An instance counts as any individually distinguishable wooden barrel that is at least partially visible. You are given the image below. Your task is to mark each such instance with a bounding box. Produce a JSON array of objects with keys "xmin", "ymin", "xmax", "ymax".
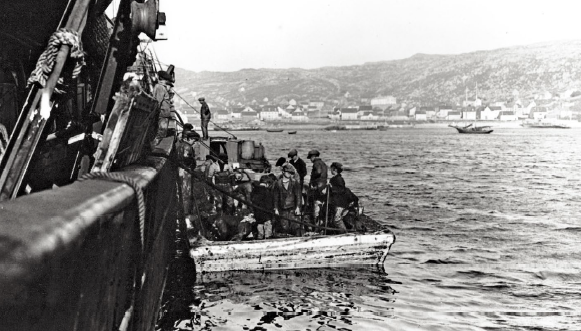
[
  {"xmin": 254, "ymin": 143, "xmax": 264, "ymax": 159},
  {"xmin": 240, "ymin": 141, "xmax": 255, "ymax": 159}
]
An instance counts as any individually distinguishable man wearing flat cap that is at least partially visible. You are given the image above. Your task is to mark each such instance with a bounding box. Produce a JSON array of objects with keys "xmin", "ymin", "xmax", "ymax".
[
  {"xmin": 307, "ymin": 149, "xmax": 328, "ymax": 221},
  {"xmin": 307, "ymin": 149, "xmax": 328, "ymax": 195},
  {"xmin": 288, "ymin": 149, "xmax": 307, "ymax": 187},
  {"xmin": 328, "ymin": 162, "xmax": 348, "ymax": 233},
  {"xmin": 199, "ymin": 97, "xmax": 211, "ymax": 140},
  {"xmin": 153, "ymin": 70, "xmax": 175, "ymax": 144},
  {"xmin": 275, "ymin": 157, "xmax": 300, "ymax": 182},
  {"xmin": 273, "ymin": 164, "xmax": 302, "ymax": 235}
]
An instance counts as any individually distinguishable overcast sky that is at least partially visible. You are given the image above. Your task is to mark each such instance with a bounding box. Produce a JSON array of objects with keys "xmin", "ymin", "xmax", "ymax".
[{"xmin": 147, "ymin": 0, "xmax": 581, "ymax": 72}]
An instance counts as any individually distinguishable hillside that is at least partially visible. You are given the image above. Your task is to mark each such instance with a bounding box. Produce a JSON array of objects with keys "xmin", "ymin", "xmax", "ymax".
[{"xmin": 174, "ymin": 40, "xmax": 581, "ymax": 108}]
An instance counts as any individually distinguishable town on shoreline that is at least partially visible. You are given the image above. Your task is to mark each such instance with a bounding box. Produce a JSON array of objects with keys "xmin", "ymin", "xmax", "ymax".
[{"xmin": 179, "ymin": 94, "xmax": 581, "ymax": 131}]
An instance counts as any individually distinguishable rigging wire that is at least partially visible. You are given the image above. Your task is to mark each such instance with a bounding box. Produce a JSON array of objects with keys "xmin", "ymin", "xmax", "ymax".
[
  {"xmin": 57, "ymin": 0, "xmax": 74, "ymax": 29},
  {"xmin": 171, "ymin": 90, "xmax": 237, "ymax": 139},
  {"xmin": 145, "ymin": 43, "xmax": 238, "ymax": 139}
]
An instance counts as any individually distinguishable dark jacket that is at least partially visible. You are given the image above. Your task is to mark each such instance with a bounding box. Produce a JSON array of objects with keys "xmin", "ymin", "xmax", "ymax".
[
  {"xmin": 251, "ymin": 185, "xmax": 274, "ymax": 223},
  {"xmin": 176, "ymin": 139, "xmax": 195, "ymax": 168},
  {"xmin": 289, "ymin": 157, "xmax": 307, "ymax": 182},
  {"xmin": 330, "ymin": 174, "xmax": 358, "ymax": 208},
  {"xmin": 309, "ymin": 157, "xmax": 328, "ymax": 190},
  {"xmin": 200, "ymin": 101, "xmax": 211, "ymax": 120},
  {"xmin": 273, "ymin": 178, "xmax": 302, "ymax": 211}
]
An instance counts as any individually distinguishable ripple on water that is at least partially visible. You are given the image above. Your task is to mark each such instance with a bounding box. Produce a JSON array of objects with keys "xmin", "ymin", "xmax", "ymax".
[{"xmin": 173, "ymin": 129, "xmax": 581, "ymax": 331}]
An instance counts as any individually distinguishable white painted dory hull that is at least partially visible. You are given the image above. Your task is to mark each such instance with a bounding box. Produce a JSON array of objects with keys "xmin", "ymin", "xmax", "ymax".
[{"xmin": 190, "ymin": 231, "xmax": 395, "ymax": 273}]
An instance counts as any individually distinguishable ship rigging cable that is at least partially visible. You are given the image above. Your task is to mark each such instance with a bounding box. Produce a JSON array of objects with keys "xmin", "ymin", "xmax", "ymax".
[{"xmin": 144, "ymin": 43, "xmax": 238, "ymax": 138}]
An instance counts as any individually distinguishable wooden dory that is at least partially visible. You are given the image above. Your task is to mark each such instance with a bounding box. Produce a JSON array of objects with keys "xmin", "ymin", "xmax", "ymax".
[{"xmin": 190, "ymin": 230, "xmax": 395, "ymax": 273}]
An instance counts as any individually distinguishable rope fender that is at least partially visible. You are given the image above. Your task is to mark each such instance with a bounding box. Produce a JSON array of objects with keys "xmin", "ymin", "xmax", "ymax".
[
  {"xmin": 27, "ymin": 28, "xmax": 86, "ymax": 94},
  {"xmin": 79, "ymin": 172, "xmax": 146, "ymax": 249}
]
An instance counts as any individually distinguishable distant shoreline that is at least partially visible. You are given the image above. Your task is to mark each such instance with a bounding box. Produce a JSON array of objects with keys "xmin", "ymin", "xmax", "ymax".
[{"xmin": 208, "ymin": 120, "xmax": 581, "ymax": 131}]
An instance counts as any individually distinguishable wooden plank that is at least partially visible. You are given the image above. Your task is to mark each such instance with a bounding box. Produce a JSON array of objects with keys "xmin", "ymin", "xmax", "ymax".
[{"xmin": 190, "ymin": 231, "xmax": 395, "ymax": 273}]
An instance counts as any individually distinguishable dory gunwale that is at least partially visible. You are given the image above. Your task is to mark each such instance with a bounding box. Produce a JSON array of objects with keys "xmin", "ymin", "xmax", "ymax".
[{"xmin": 190, "ymin": 230, "xmax": 396, "ymax": 273}]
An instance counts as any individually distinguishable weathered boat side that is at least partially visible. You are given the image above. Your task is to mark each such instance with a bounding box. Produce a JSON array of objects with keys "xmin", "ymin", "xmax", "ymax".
[
  {"xmin": 190, "ymin": 230, "xmax": 395, "ymax": 273},
  {"xmin": 0, "ymin": 137, "xmax": 178, "ymax": 331}
]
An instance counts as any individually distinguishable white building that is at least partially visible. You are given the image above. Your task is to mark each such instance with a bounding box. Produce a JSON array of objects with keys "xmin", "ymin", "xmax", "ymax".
[
  {"xmin": 231, "ymin": 107, "xmax": 244, "ymax": 119},
  {"xmin": 291, "ymin": 109, "xmax": 308, "ymax": 121},
  {"xmin": 340, "ymin": 108, "xmax": 360, "ymax": 120},
  {"xmin": 214, "ymin": 109, "xmax": 230, "ymax": 122},
  {"xmin": 415, "ymin": 110, "xmax": 427, "ymax": 121},
  {"xmin": 259, "ymin": 105, "xmax": 280, "ymax": 121}
]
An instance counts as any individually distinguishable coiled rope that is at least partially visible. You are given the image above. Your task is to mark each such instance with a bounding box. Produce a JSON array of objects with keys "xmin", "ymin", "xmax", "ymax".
[
  {"xmin": 27, "ymin": 28, "xmax": 86, "ymax": 94},
  {"xmin": 79, "ymin": 172, "xmax": 146, "ymax": 249},
  {"xmin": 0, "ymin": 123, "xmax": 8, "ymax": 156}
]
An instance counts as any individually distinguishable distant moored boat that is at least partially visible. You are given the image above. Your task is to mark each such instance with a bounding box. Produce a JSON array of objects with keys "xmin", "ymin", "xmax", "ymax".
[{"xmin": 449, "ymin": 123, "xmax": 493, "ymax": 134}]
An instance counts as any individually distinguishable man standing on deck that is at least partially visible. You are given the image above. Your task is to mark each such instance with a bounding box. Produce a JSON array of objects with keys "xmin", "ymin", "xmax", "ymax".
[
  {"xmin": 199, "ymin": 97, "xmax": 211, "ymax": 140},
  {"xmin": 153, "ymin": 70, "xmax": 175, "ymax": 145},
  {"xmin": 273, "ymin": 164, "xmax": 302, "ymax": 235},
  {"xmin": 288, "ymin": 149, "xmax": 307, "ymax": 188},
  {"xmin": 307, "ymin": 149, "xmax": 328, "ymax": 221},
  {"xmin": 308, "ymin": 149, "xmax": 327, "ymax": 197}
]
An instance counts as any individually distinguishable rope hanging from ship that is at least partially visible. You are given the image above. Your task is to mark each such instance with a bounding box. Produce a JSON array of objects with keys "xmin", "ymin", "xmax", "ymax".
[
  {"xmin": 27, "ymin": 28, "xmax": 86, "ymax": 94},
  {"xmin": 78, "ymin": 172, "xmax": 146, "ymax": 250},
  {"xmin": 133, "ymin": 45, "xmax": 344, "ymax": 232}
]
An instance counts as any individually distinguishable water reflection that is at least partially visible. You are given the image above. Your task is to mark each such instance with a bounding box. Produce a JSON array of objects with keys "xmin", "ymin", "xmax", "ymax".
[{"xmin": 174, "ymin": 268, "xmax": 397, "ymax": 330}]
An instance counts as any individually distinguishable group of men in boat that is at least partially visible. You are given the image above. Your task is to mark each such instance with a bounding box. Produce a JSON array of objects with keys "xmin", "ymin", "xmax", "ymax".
[
  {"xmin": 198, "ymin": 147, "xmax": 360, "ymax": 240},
  {"xmin": 154, "ymin": 69, "xmax": 360, "ymax": 239}
]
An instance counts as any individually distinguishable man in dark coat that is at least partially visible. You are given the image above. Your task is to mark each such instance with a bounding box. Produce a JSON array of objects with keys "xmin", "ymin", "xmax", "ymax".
[
  {"xmin": 247, "ymin": 175, "xmax": 275, "ymax": 239},
  {"xmin": 307, "ymin": 149, "xmax": 328, "ymax": 222},
  {"xmin": 153, "ymin": 70, "xmax": 174, "ymax": 145},
  {"xmin": 328, "ymin": 162, "xmax": 348, "ymax": 233},
  {"xmin": 199, "ymin": 97, "xmax": 211, "ymax": 140},
  {"xmin": 273, "ymin": 164, "xmax": 302, "ymax": 235},
  {"xmin": 288, "ymin": 149, "xmax": 307, "ymax": 187},
  {"xmin": 307, "ymin": 149, "xmax": 327, "ymax": 197}
]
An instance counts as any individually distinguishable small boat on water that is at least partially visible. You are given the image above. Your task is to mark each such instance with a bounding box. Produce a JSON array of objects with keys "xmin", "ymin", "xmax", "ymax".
[
  {"xmin": 186, "ymin": 136, "xmax": 393, "ymax": 274},
  {"xmin": 218, "ymin": 124, "xmax": 261, "ymax": 131},
  {"xmin": 377, "ymin": 122, "xmax": 415, "ymax": 130},
  {"xmin": 266, "ymin": 128, "xmax": 284, "ymax": 132},
  {"xmin": 520, "ymin": 120, "xmax": 571, "ymax": 129},
  {"xmin": 190, "ymin": 230, "xmax": 395, "ymax": 273},
  {"xmin": 449, "ymin": 123, "xmax": 493, "ymax": 134},
  {"xmin": 288, "ymin": 131, "xmax": 297, "ymax": 134}
]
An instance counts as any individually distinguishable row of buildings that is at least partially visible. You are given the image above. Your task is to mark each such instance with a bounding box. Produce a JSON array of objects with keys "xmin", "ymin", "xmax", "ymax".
[{"xmin": 179, "ymin": 94, "xmax": 576, "ymax": 123}]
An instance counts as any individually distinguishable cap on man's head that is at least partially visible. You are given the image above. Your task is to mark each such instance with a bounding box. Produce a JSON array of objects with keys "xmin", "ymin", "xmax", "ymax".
[
  {"xmin": 259, "ymin": 175, "xmax": 270, "ymax": 184},
  {"xmin": 183, "ymin": 123, "xmax": 193, "ymax": 130},
  {"xmin": 157, "ymin": 70, "xmax": 173, "ymax": 82},
  {"xmin": 282, "ymin": 164, "xmax": 295, "ymax": 174},
  {"xmin": 198, "ymin": 97, "xmax": 205, "ymax": 102},
  {"xmin": 330, "ymin": 162, "xmax": 343, "ymax": 171},
  {"xmin": 307, "ymin": 149, "xmax": 320, "ymax": 158},
  {"xmin": 288, "ymin": 149, "xmax": 298, "ymax": 157},
  {"xmin": 205, "ymin": 155, "xmax": 214, "ymax": 161},
  {"xmin": 275, "ymin": 157, "xmax": 286, "ymax": 167}
]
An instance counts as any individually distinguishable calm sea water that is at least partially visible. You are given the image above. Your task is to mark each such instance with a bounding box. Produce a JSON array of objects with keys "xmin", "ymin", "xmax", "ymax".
[{"xmin": 183, "ymin": 127, "xmax": 581, "ymax": 331}]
